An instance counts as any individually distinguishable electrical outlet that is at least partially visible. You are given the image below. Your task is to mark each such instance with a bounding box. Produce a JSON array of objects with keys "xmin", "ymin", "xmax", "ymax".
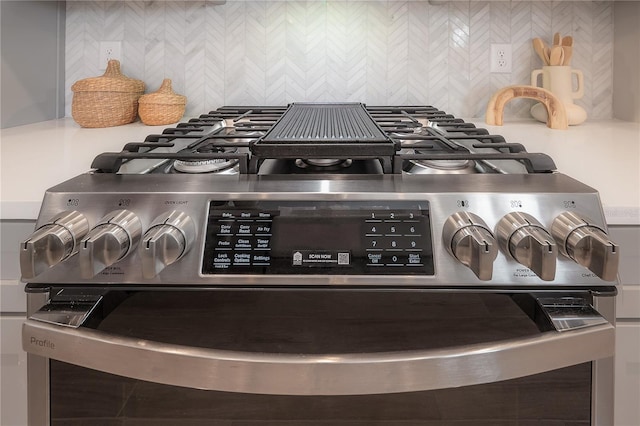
[
  {"xmin": 490, "ymin": 43, "xmax": 512, "ymax": 73},
  {"xmin": 99, "ymin": 41, "xmax": 122, "ymax": 69}
]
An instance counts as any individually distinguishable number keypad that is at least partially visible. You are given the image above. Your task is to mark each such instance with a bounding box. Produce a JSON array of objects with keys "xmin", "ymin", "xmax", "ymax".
[{"xmin": 365, "ymin": 211, "xmax": 424, "ymax": 267}]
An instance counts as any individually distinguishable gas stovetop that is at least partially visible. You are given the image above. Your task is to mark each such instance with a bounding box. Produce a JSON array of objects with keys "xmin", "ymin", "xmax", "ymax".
[
  {"xmin": 20, "ymin": 103, "xmax": 619, "ymax": 289},
  {"xmin": 91, "ymin": 103, "xmax": 556, "ymax": 176}
]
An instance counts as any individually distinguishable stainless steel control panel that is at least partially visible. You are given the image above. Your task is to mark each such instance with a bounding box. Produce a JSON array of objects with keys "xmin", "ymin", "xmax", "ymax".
[{"xmin": 20, "ymin": 173, "xmax": 619, "ymax": 287}]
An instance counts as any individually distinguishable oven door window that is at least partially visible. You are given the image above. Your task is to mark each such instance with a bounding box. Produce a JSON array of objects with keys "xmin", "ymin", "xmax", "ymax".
[{"xmin": 37, "ymin": 290, "xmax": 601, "ymax": 425}]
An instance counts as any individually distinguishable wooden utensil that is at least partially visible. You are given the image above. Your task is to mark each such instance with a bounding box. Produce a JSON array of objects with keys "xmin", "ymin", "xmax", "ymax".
[
  {"xmin": 532, "ymin": 38, "xmax": 548, "ymax": 65},
  {"xmin": 544, "ymin": 47, "xmax": 551, "ymax": 65},
  {"xmin": 553, "ymin": 32, "xmax": 561, "ymax": 46},
  {"xmin": 561, "ymin": 36, "xmax": 573, "ymax": 65},
  {"xmin": 549, "ymin": 45, "xmax": 564, "ymax": 66}
]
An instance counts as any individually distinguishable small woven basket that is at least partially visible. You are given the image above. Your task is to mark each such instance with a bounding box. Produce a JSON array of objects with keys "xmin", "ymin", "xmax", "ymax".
[
  {"xmin": 71, "ymin": 60, "xmax": 145, "ymax": 128},
  {"xmin": 138, "ymin": 79, "xmax": 187, "ymax": 126}
]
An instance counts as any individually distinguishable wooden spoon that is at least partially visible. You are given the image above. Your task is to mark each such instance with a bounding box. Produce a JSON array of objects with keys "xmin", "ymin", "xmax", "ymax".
[
  {"xmin": 561, "ymin": 36, "xmax": 573, "ymax": 65},
  {"xmin": 549, "ymin": 45, "xmax": 564, "ymax": 66},
  {"xmin": 553, "ymin": 32, "xmax": 561, "ymax": 46},
  {"xmin": 532, "ymin": 38, "xmax": 548, "ymax": 65},
  {"xmin": 544, "ymin": 47, "xmax": 551, "ymax": 65}
]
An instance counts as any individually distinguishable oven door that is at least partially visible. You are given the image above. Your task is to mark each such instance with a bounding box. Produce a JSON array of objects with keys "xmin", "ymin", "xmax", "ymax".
[{"xmin": 23, "ymin": 287, "xmax": 616, "ymax": 426}]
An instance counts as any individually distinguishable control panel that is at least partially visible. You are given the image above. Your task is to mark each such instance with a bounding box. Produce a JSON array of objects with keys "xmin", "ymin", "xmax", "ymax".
[
  {"xmin": 17, "ymin": 173, "xmax": 621, "ymax": 286},
  {"xmin": 202, "ymin": 201, "xmax": 434, "ymax": 275}
]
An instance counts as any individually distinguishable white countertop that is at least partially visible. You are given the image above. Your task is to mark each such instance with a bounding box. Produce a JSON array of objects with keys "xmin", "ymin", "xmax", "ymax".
[
  {"xmin": 469, "ymin": 118, "xmax": 640, "ymax": 225},
  {"xmin": 1, "ymin": 119, "xmax": 167, "ymax": 220},
  {"xmin": 1, "ymin": 117, "xmax": 639, "ymax": 224}
]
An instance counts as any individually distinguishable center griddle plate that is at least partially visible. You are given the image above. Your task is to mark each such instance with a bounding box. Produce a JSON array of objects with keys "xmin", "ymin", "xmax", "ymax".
[{"xmin": 251, "ymin": 103, "xmax": 397, "ymax": 158}]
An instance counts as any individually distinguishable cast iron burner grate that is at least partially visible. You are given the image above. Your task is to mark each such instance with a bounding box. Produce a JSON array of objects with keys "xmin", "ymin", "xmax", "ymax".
[{"xmin": 90, "ymin": 103, "xmax": 556, "ymax": 175}]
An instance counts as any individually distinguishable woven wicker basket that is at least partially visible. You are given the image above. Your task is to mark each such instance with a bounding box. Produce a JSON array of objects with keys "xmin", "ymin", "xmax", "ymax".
[
  {"xmin": 71, "ymin": 60, "xmax": 145, "ymax": 128},
  {"xmin": 138, "ymin": 79, "xmax": 187, "ymax": 126}
]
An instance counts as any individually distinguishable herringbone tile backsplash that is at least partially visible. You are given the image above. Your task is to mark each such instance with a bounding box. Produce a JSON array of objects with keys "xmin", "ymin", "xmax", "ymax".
[{"xmin": 65, "ymin": 1, "xmax": 614, "ymax": 119}]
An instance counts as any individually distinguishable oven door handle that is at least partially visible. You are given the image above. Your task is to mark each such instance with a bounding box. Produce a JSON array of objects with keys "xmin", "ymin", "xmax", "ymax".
[{"xmin": 22, "ymin": 304, "xmax": 614, "ymax": 395}]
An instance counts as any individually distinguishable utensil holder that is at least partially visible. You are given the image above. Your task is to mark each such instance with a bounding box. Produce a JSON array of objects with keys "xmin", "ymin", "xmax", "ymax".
[{"xmin": 530, "ymin": 66, "xmax": 586, "ymax": 126}]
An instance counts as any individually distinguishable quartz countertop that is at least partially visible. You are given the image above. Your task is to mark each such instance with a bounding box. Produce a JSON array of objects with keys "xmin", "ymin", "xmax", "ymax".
[
  {"xmin": 1, "ymin": 117, "xmax": 639, "ymax": 224},
  {"xmin": 468, "ymin": 118, "xmax": 640, "ymax": 225},
  {"xmin": 1, "ymin": 119, "xmax": 167, "ymax": 220}
]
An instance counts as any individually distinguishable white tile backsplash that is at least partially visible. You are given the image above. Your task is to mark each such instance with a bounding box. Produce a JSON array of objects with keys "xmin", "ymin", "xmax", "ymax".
[{"xmin": 65, "ymin": 1, "xmax": 614, "ymax": 119}]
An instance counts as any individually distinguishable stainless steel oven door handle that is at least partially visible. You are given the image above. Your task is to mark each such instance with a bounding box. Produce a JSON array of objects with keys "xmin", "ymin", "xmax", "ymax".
[{"xmin": 22, "ymin": 300, "xmax": 614, "ymax": 396}]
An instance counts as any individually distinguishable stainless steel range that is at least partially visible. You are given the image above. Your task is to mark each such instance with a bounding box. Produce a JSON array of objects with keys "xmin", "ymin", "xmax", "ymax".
[{"xmin": 21, "ymin": 103, "xmax": 619, "ymax": 425}]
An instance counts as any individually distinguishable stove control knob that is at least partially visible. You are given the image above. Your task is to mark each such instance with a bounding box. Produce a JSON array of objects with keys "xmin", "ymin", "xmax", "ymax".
[
  {"xmin": 79, "ymin": 210, "xmax": 142, "ymax": 278},
  {"xmin": 140, "ymin": 211, "xmax": 196, "ymax": 279},
  {"xmin": 442, "ymin": 212, "xmax": 498, "ymax": 281},
  {"xmin": 551, "ymin": 212, "xmax": 619, "ymax": 281},
  {"xmin": 496, "ymin": 212, "xmax": 557, "ymax": 281},
  {"xmin": 20, "ymin": 211, "xmax": 90, "ymax": 279}
]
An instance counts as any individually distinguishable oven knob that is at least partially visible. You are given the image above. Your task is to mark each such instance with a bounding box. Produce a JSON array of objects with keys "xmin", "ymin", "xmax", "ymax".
[
  {"xmin": 78, "ymin": 210, "xmax": 142, "ymax": 278},
  {"xmin": 551, "ymin": 212, "xmax": 619, "ymax": 281},
  {"xmin": 140, "ymin": 211, "xmax": 196, "ymax": 278},
  {"xmin": 495, "ymin": 212, "xmax": 557, "ymax": 281},
  {"xmin": 20, "ymin": 211, "xmax": 90, "ymax": 279},
  {"xmin": 442, "ymin": 212, "xmax": 498, "ymax": 280}
]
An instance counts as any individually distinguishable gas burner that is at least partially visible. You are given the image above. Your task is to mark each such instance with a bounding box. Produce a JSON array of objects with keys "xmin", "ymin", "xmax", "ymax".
[
  {"xmin": 403, "ymin": 158, "xmax": 477, "ymax": 175},
  {"xmin": 295, "ymin": 159, "xmax": 353, "ymax": 169},
  {"xmin": 173, "ymin": 158, "xmax": 239, "ymax": 174},
  {"xmin": 173, "ymin": 146, "xmax": 240, "ymax": 174}
]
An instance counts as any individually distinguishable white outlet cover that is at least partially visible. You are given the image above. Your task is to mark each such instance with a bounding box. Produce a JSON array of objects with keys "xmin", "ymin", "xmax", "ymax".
[
  {"xmin": 490, "ymin": 43, "xmax": 512, "ymax": 73},
  {"xmin": 99, "ymin": 41, "xmax": 122, "ymax": 70}
]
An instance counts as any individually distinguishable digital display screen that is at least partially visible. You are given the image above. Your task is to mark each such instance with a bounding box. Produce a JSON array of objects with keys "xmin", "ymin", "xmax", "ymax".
[{"xmin": 201, "ymin": 201, "xmax": 434, "ymax": 275}]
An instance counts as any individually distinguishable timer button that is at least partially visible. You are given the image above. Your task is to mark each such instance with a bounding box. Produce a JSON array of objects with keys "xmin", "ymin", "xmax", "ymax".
[
  {"xmin": 442, "ymin": 212, "xmax": 498, "ymax": 281},
  {"xmin": 496, "ymin": 212, "xmax": 557, "ymax": 281},
  {"xmin": 551, "ymin": 212, "xmax": 619, "ymax": 281},
  {"xmin": 20, "ymin": 211, "xmax": 90, "ymax": 279},
  {"xmin": 140, "ymin": 211, "xmax": 196, "ymax": 279},
  {"xmin": 79, "ymin": 210, "xmax": 142, "ymax": 278}
]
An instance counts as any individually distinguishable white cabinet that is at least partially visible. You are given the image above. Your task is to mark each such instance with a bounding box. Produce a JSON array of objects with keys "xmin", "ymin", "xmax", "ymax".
[
  {"xmin": 1, "ymin": 220, "xmax": 34, "ymax": 426},
  {"xmin": 1, "ymin": 221, "xmax": 33, "ymax": 312},
  {"xmin": 616, "ymin": 323, "xmax": 640, "ymax": 426},
  {"xmin": 1, "ymin": 316, "xmax": 28, "ymax": 426},
  {"xmin": 610, "ymin": 226, "xmax": 640, "ymax": 426}
]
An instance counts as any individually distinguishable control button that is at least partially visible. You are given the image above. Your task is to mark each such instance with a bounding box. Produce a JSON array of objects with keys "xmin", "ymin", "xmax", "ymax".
[
  {"xmin": 20, "ymin": 211, "xmax": 90, "ymax": 279},
  {"xmin": 233, "ymin": 252, "xmax": 251, "ymax": 265},
  {"xmin": 233, "ymin": 237, "xmax": 254, "ymax": 250},
  {"xmin": 79, "ymin": 210, "xmax": 142, "ymax": 278},
  {"xmin": 495, "ymin": 212, "xmax": 557, "ymax": 281},
  {"xmin": 551, "ymin": 212, "xmax": 619, "ymax": 281},
  {"xmin": 254, "ymin": 223, "xmax": 272, "ymax": 235},
  {"xmin": 255, "ymin": 238, "xmax": 271, "ymax": 250},
  {"xmin": 252, "ymin": 253, "xmax": 271, "ymax": 265},
  {"xmin": 217, "ymin": 223, "xmax": 234, "ymax": 235},
  {"xmin": 237, "ymin": 223, "xmax": 252, "ymax": 235},
  {"xmin": 213, "ymin": 252, "xmax": 231, "ymax": 269},
  {"xmin": 216, "ymin": 238, "xmax": 233, "ymax": 249},
  {"xmin": 442, "ymin": 212, "xmax": 498, "ymax": 281},
  {"xmin": 366, "ymin": 252, "xmax": 384, "ymax": 266},
  {"xmin": 140, "ymin": 211, "xmax": 196, "ymax": 279},
  {"xmin": 407, "ymin": 252, "xmax": 423, "ymax": 266}
]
